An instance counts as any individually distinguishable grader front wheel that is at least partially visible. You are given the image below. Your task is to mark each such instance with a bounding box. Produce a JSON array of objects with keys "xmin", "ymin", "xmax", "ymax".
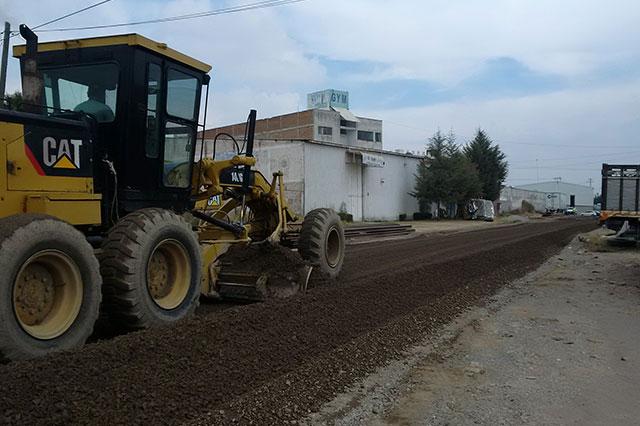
[
  {"xmin": 298, "ymin": 208, "xmax": 345, "ymax": 278},
  {"xmin": 99, "ymin": 209, "xmax": 201, "ymax": 330},
  {"xmin": 0, "ymin": 214, "xmax": 102, "ymax": 361}
]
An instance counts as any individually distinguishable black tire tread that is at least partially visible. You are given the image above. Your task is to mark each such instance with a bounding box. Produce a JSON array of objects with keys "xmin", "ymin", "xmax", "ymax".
[
  {"xmin": 99, "ymin": 208, "xmax": 200, "ymax": 331},
  {"xmin": 0, "ymin": 214, "xmax": 101, "ymax": 361},
  {"xmin": 298, "ymin": 208, "xmax": 345, "ymax": 278}
]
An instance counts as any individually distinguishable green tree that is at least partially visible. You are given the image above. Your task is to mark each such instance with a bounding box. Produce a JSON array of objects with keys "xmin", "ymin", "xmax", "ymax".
[
  {"xmin": 2, "ymin": 91, "xmax": 23, "ymax": 111},
  {"xmin": 413, "ymin": 130, "xmax": 482, "ymax": 216},
  {"xmin": 463, "ymin": 129, "xmax": 508, "ymax": 201}
]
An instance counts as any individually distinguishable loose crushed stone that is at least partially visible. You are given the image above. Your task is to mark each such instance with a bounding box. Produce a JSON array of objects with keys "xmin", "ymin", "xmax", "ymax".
[{"xmin": 0, "ymin": 219, "xmax": 595, "ymax": 425}]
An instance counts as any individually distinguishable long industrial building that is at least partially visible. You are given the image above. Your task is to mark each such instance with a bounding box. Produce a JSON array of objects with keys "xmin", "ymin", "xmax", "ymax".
[
  {"xmin": 499, "ymin": 181, "xmax": 594, "ymax": 213},
  {"xmin": 200, "ymin": 90, "xmax": 422, "ymax": 221}
]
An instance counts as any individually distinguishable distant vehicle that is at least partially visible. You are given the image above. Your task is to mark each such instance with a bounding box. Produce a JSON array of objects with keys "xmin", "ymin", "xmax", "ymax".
[
  {"xmin": 579, "ymin": 210, "xmax": 597, "ymax": 217},
  {"xmin": 565, "ymin": 207, "xmax": 577, "ymax": 215}
]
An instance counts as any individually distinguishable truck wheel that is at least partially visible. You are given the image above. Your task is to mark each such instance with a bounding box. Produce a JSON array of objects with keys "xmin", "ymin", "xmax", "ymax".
[
  {"xmin": 0, "ymin": 214, "xmax": 101, "ymax": 361},
  {"xmin": 298, "ymin": 208, "xmax": 345, "ymax": 278},
  {"xmin": 100, "ymin": 208, "xmax": 201, "ymax": 330}
]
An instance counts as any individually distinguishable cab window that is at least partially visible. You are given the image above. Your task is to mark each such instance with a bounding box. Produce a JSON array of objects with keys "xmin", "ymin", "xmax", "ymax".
[
  {"xmin": 42, "ymin": 63, "xmax": 119, "ymax": 123},
  {"xmin": 163, "ymin": 121, "xmax": 193, "ymax": 188},
  {"xmin": 166, "ymin": 68, "xmax": 198, "ymax": 121}
]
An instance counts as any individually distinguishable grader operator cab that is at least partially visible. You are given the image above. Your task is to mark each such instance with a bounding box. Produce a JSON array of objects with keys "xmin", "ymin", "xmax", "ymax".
[{"xmin": 0, "ymin": 25, "xmax": 345, "ymax": 360}]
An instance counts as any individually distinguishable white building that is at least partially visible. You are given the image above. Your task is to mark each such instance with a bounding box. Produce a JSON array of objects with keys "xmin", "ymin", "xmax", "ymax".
[
  {"xmin": 200, "ymin": 91, "xmax": 422, "ymax": 221},
  {"xmin": 500, "ymin": 181, "xmax": 594, "ymax": 213}
]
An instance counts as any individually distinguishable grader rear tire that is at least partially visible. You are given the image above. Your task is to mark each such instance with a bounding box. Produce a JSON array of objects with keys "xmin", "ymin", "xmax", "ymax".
[
  {"xmin": 99, "ymin": 208, "xmax": 201, "ymax": 330},
  {"xmin": 298, "ymin": 208, "xmax": 345, "ymax": 278},
  {"xmin": 0, "ymin": 214, "xmax": 102, "ymax": 361}
]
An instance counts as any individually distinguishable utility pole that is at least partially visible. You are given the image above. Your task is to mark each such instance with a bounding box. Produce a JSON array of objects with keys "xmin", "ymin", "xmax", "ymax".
[
  {"xmin": 587, "ymin": 177, "xmax": 593, "ymax": 188},
  {"xmin": 0, "ymin": 22, "xmax": 10, "ymax": 105}
]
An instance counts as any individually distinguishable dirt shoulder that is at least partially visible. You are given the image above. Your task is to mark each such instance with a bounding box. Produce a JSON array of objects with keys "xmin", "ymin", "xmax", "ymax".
[
  {"xmin": 308, "ymin": 229, "xmax": 640, "ymax": 425},
  {"xmin": 403, "ymin": 214, "xmax": 545, "ymax": 236}
]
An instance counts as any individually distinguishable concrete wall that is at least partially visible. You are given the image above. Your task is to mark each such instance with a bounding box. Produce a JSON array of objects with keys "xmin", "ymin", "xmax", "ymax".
[
  {"xmin": 516, "ymin": 181, "xmax": 593, "ymax": 211},
  {"xmin": 313, "ymin": 109, "xmax": 341, "ymax": 144},
  {"xmin": 200, "ymin": 137, "xmax": 420, "ymax": 222},
  {"xmin": 362, "ymin": 153, "xmax": 419, "ymax": 221},
  {"xmin": 304, "ymin": 142, "xmax": 364, "ymax": 220},
  {"xmin": 203, "ymin": 110, "xmax": 314, "ymax": 141},
  {"xmin": 304, "ymin": 142, "xmax": 420, "ymax": 221},
  {"xmin": 311, "ymin": 109, "xmax": 382, "ymax": 150},
  {"xmin": 499, "ymin": 186, "xmax": 549, "ymax": 213},
  {"xmin": 205, "ymin": 109, "xmax": 383, "ymax": 151},
  {"xmin": 199, "ymin": 138, "xmax": 306, "ymax": 214},
  {"xmin": 499, "ymin": 186, "xmax": 577, "ymax": 213},
  {"xmin": 355, "ymin": 116, "xmax": 383, "ymax": 150}
]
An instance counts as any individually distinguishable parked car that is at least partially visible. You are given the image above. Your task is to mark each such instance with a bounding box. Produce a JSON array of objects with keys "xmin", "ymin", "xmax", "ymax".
[{"xmin": 565, "ymin": 207, "xmax": 577, "ymax": 215}]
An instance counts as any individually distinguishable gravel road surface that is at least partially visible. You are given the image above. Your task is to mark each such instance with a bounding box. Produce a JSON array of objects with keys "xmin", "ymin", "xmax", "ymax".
[
  {"xmin": 310, "ymin": 229, "xmax": 639, "ymax": 425},
  {"xmin": 0, "ymin": 218, "xmax": 594, "ymax": 425}
]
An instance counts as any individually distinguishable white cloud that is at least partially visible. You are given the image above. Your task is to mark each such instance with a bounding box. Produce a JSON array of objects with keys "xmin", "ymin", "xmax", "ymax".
[
  {"xmin": 208, "ymin": 87, "xmax": 302, "ymax": 126},
  {"xmin": 363, "ymin": 80, "xmax": 640, "ymax": 189},
  {"xmin": 1, "ymin": 0, "xmax": 638, "ymax": 189},
  {"xmin": 1, "ymin": 0, "xmax": 326, "ymax": 122},
  {"xmin": 287, "ymin": 0, "xmax": 640, "ymax": 84}
]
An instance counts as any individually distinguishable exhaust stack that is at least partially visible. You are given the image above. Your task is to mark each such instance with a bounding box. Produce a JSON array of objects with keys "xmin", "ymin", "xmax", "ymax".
[{"xmin": 19, "ymin": 24, "xmax": 43, "ymax": 114}]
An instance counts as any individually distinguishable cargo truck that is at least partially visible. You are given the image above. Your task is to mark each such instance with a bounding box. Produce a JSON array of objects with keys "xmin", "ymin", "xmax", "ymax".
[{"xmin": 600, "ymin": 164, "xmax": 640, "ymax": 242}]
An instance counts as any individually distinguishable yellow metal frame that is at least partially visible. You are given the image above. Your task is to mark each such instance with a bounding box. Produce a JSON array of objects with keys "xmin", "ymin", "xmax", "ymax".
[
  {"xmin": 600, "ymin": 210, "xmax": 640, "ymax": 224},
  {"xmin": 193, "ymin": 158, "xmax": 298, "ymax": 297},
  {"xmin": 0, "ymin": 121, "xmax": 102, "ymax": 225},
  {"xmin": 13, "ymin": 33, "xmax": 212, "ymax": 73}
]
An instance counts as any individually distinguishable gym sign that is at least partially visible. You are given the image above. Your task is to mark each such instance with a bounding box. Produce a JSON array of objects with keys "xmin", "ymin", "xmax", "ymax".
[{"xmin": 307, "ymin": 89, "xmax": 349, "ymax": 110}]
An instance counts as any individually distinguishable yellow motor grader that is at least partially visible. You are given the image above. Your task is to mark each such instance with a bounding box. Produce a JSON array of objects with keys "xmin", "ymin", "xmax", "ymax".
[{"xmin": 0, "ymin": 25, "xmax": 345, "ymax": 360}]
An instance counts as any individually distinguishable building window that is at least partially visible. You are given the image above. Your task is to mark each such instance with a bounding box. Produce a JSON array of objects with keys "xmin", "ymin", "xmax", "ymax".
[
  {"xmin": 318, "ymin": 126, "xmax": 333, "ymax": 136},
  {"xmin": 340, "ymin": 119, "xmax": 356, "ymax": 128},
  {"xmin": 375, "ymin": 132, "xmax": 382, "ymax": 143},
  {"xmin": 340, "ymin": 129, "xmax": 347, "ymax": 135},
  {"xmin": 358, "ymin": 130, "xmax": 374, "ymax": 142}
]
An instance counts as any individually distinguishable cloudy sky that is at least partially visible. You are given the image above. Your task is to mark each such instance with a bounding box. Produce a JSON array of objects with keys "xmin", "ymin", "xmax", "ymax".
[{"xmin": 2, "ymin": 0, "xmax": 639, "ymax": 192}]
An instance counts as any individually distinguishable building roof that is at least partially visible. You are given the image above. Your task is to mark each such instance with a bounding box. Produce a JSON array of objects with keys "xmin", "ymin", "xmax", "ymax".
[{"xmin": 13, "ymin": 33, "xmax": 212, "ymax": 73}]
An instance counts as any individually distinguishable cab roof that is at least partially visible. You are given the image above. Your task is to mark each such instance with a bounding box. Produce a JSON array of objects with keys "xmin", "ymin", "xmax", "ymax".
[{"xmin": 13, "ymin": 33, "xmax": 212, "ymax": 73}]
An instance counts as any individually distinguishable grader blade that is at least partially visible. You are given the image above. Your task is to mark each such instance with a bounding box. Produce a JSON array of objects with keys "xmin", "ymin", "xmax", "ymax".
[{"xmin": 216, "ymin": 265, "xmax": 313, "ymax": 302}]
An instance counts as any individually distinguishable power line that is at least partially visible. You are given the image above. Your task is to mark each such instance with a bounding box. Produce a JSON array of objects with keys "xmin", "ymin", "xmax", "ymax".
[
  {"xmin": 37, "ymin": 0, "xmax": 307, "ymax": 33},
  {"xmin": 0, "ymin": 0, "xmax": 115, "ymax": 45},
  {"xmin": 32, "ymin": 0, "xmax": 116, "ymax": 30}
]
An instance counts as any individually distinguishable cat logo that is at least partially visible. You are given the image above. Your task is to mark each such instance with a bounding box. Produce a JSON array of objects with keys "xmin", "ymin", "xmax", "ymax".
[
  {"xmin": 207, "ymin": 195, "xmax": 221, "ymax": 206},
  {"xmin": 22, "ymin": 125, "xmax": 92, "ymax": 178},
  {"xmin": 42, "ymin": 137, "xmax": 83, "ymax": 169}
]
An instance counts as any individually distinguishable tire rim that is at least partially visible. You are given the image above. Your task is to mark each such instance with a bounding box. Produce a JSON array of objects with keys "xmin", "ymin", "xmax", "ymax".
[
  {"xmin": 325, "ymin": 226, "xmax": 341, "ymax": 268},
  {"xmin": 13, "ymin": 250, "xmax": 83, "ymax": 340},
  {"xmin": 146, "ymin": 239, "xmax": 191, "ymax": 310}
]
